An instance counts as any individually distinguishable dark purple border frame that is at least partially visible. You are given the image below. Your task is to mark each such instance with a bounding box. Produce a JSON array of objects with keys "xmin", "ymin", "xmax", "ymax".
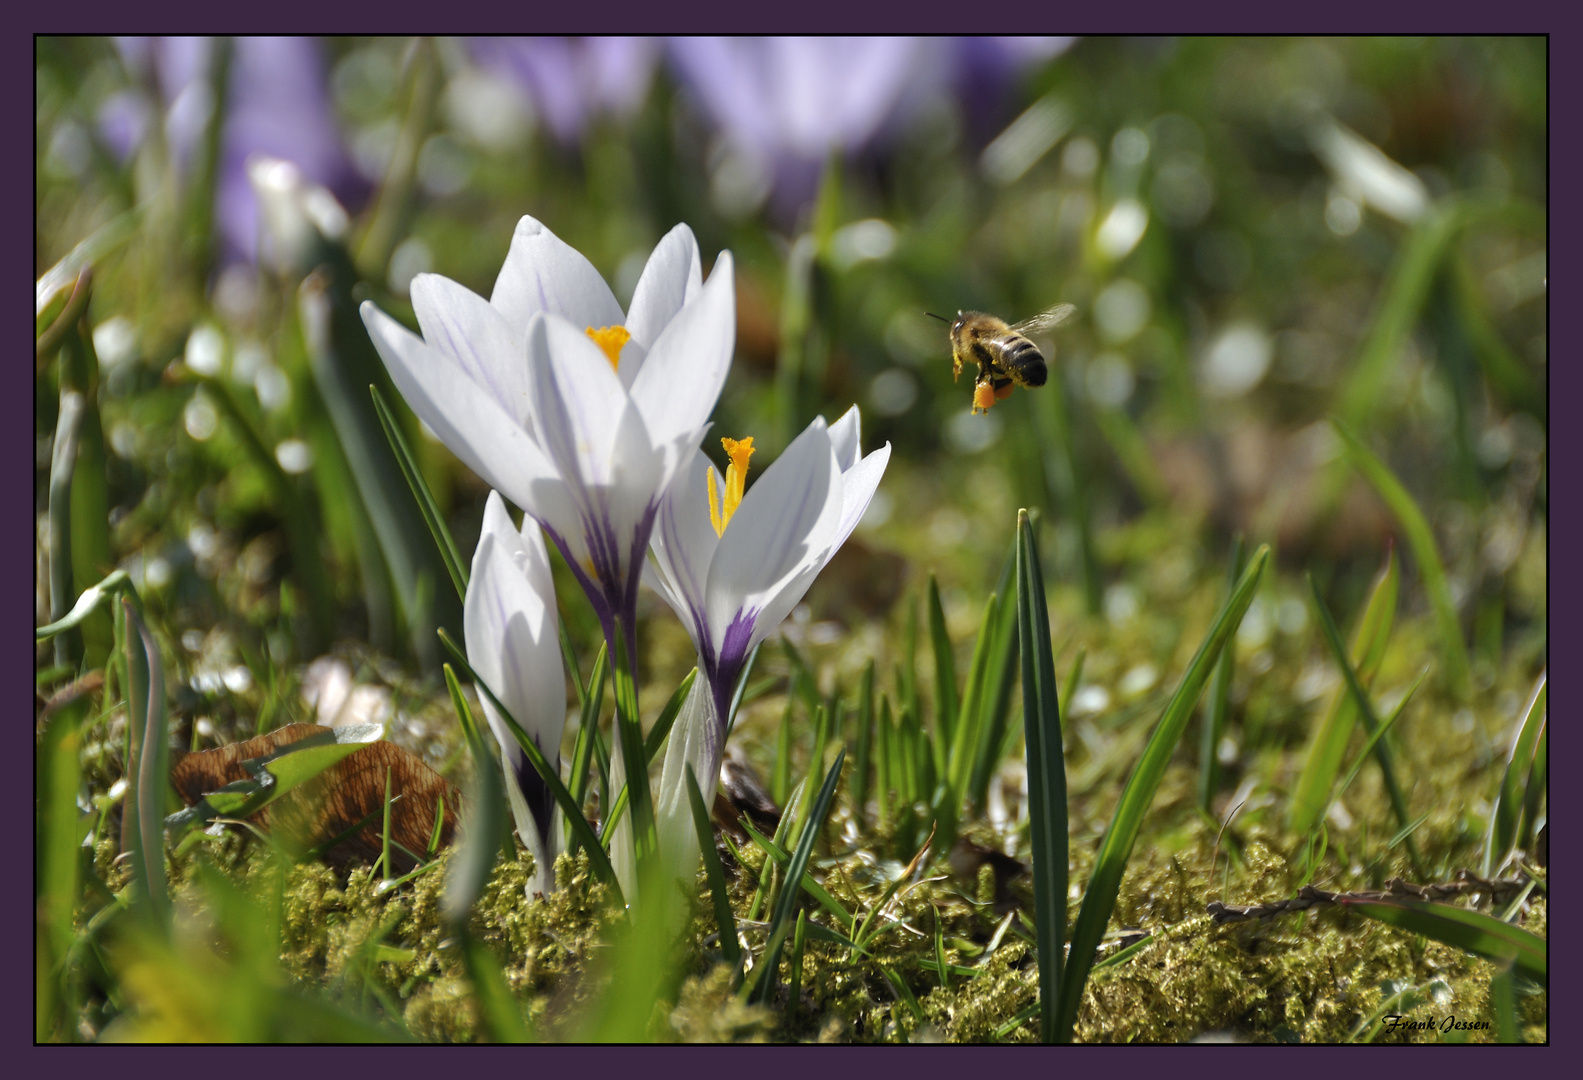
[{"xmin": 17, "ymin": 7, "xmax": 1561, "ymax": 1069}]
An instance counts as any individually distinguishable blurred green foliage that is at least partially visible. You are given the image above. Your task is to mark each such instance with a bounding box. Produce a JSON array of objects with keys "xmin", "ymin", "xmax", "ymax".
[{"xmin": 36, "ymin": 36, "xmax": 1544, "ymax": 1043}]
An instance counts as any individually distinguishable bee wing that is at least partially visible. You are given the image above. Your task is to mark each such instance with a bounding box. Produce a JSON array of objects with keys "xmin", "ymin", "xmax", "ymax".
[{"xmin": 1012, "ymin": 303, "xmax": 1077, "ymax": 337}]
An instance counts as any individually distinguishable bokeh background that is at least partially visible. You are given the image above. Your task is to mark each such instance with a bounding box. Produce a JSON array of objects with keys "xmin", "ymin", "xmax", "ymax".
[{"xmin": 36, "ymin": 35, "xmax": 1546, "ymax": 687}]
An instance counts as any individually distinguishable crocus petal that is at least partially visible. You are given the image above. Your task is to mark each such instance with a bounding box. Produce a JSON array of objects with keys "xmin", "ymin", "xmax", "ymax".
[
  {"xmin": 360, "ymin": 301, "xmax": 557, "ymax": 513},
  {"xmin": 647, "ymin": 449, "xmax": 723, "ymax": 644},
  {"xmin": 526, "ymin": 314, "xmax": 629, "ymax": 488},
  {"xmin": 490, "ymin": 215, "xmax": 625, "ymax": 344},
  {"xmin": 653, "ymin": 673, "xmax": 718, "ymax": 874},
  {"xmin": 628, "ymin": 250, "xmax": 735, "ymax": 450},
  {"xmin": 833, "ymin": 442, "xmax": 891, "ymax": 549},
  {"xmin": 410, "ymin": 273, "xmax": 533, "ymax": 429},
  {"xmin": 464, "ymin": 492, "xmax": 566, "ymax": 896},
  {"xmin": 703, "ymin": 417, "xmax": 842, "ymax": 652},
  {"xmin": 624, "ymin": 222, "xmax": 702, "ymax": 351},
  {"xmin": 827, "ymin": 404, "xmax": 862, "ymax": 472}
]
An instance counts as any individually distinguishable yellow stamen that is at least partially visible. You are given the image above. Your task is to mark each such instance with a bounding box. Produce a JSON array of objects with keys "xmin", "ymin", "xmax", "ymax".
[
  {"xmin": 585, "ymin": 325, "xmax": 631, "ymax": 370},
  {"xmin": 706, "ymin": 436, "xmax": 756, "ymax": 537}
]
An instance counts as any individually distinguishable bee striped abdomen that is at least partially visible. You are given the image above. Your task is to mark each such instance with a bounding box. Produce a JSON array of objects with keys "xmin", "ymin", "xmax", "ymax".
[{"xmin": 997, "ymin": 336, "xmax": 1048, "ymax": 387}]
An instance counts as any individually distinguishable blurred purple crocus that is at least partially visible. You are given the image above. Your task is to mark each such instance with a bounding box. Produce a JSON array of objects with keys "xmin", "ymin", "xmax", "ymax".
[
  {"xmin": 100, "ymin": 36, "xmax": 364, "ymax": 265},
  {"xmin": 666, "ymin": 36, "xmax": 1073, "ymax": 213},
  {"xmin": 469, "ymin": 37, "xmax": 660, "ymax": 144}
]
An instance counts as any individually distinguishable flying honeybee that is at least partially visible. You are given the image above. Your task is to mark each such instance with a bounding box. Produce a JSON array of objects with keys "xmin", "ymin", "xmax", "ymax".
[{"xmin": 931, "ymin": 304, "xmax": 1077, "ymax": 413}]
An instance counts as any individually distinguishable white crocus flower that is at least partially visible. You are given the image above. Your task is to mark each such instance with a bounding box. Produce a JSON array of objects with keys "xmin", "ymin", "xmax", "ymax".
[
  {"xmin": 645, "ymin": 406, "xmax": 890, "ymax": 874},
  {"xmin": 360, "ymin": 216, "xmax": 735, "ymax": 658},
  {"xmin": 464, "ymin": 492, "xmax": 567, "ymax": 898}
]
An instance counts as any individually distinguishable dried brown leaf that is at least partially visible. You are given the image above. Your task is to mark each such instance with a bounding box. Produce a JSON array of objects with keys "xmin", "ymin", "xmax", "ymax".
[{"xmin": 171, "ymin": 723, "xmax": 463, "ymax": 873}]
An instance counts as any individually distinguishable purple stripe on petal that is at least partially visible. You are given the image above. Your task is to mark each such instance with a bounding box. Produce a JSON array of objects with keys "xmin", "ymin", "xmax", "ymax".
[
  {"xmin": 707, "ymin": 606, "xmax": 759, "ymax": 730},
  {"xmin": 512, "ymin": 750, "xmax": 557, "ymax": 852}
]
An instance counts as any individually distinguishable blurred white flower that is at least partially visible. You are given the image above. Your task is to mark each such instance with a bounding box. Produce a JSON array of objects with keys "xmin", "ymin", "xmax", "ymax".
[{"xmin": 464, "ymin": 492, "xmax": 567, "ymax": 898}]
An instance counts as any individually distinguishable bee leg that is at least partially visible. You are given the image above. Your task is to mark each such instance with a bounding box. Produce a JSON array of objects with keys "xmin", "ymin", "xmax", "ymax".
[{"xmin": 972, "ymin": 380, "xmax": 998, "ymax": 413}]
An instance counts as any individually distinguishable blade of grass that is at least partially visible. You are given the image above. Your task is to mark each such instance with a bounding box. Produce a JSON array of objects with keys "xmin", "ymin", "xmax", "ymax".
[
  {"xmin": 1290, "ymin": 544, "xmax": 1400, "ymax": 835},
  {"xmin": 1015, "ymin": 509, "xmax": 1067, "ymax": 1043},
  {"xmin": 437, "ymin": 628, "xmax": 622, "ymax": 902},
  {"xmin": 1057, "ymin": 544, "xmax": 1270, "ymax": 1042},
  {"xmin": 969, "ymin": 540, "xmax": 1022, "ymax": 808},
  {"xmin": 643, "ymin": 668, "xmax": 698, "ymax": 763},
  {"xmin": 752, "ymin": 748, "xmax": 845, "ymax": 1005},
  {"xmin": 882, "ymin": 966, "xmax": 925, "ymax": 1025},
  {"xmin": 851, "ymin": 660, "xmax": 875, "ymax": 821},
  {"xmin": 459, "ymin": 933, "xmax": 533, "ymax": 1043},
  {"xmin": 948, "ymin": 593, "xmax": 999, "ymax": 804},
  {"xmin": 36, "ymin": 683, "xmax": 92, "ymax": 1041},
  {"xmin": 1060, "ymin": 648, "xmax": 1085, "ymax": 722},
  {"xmin": 1333, "ymin": 421, "xmax": 1471, "ymax": 701},
  {"xmin": 1308, "ymin": 573, "xmax": 1423, "ymax": 877},
  {"xmin": 1485, "ymin": 670, "xmax": 1547, "ymax": 876},
  {"xmin": 47, "ymin": 392, "xmax": 86, "ymax": 668},
  {"xmin": 370, "ymin": 384, "xmax": 467, "ymax": 603},
  {"xmin": 1338, "ymin": 895, "xmax": 1546, "ymax": 982},
  {"xmin": 739, "ymin": 817, "xmax": 854, "ymax": 931},
  {"xmin": 441, "ymin": 663, "xmax": 506, "ymax": 922},
  {"xmin": 1198, "ymin": 536, "xmax": 1246, "ymax": 813},
  {"xmin": 686, "ymin": 766, "xmax": 741, "ymax": 969},
  {"xmin": 1491, "ymin": 964, "xmax": 1521, "ymax": 1043},
  {"xmin": 875, "ymin": 694, "xmax": 893, "ymax": 829},
  {"xmin": 566, "ymin": 643, "xmax": 608, "ymax": 851},
  {"xmin": 724, "ymin": 641, "xmax": 762, "ymax": 739},
  {"xmin": 787, "ymin": 910, "xmax": 807, "ymax": 1022},
  {"xmin": 927, "ymin": 574, "xmax": 958, "ymax": 775},
  {"xmin": 771, "ymin": 696, "xmax": 794, "ymax": 806},
  {"xmin": 1330, "ymin": 669, "xmax": 1428, "ymax": 810},
  {"xmin": 122, "ymin": 599, "xmax": 170, "ymax": 933}
]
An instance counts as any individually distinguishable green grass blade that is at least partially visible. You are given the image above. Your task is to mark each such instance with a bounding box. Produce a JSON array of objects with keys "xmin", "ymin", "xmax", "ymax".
[
  {"xmin": 882, "ymin": 966, "xmax": 925, "ymax": 1025},
  {"xmin": 47, "ymin": 390, "xmax": 84, "ymax": 668},
  {"xmin": 1491, "ymin": 965, "xmax": 1522, "ymax": 1043},
  {"xmin": 460, "ymin": 932, "xmax": 533, "ymax": 1042},
  {"xmin": 1519, "ymin": 730, "xmax": 1546, "ymax": 852},
  {"xmin": 123, "ymin": 599, "xmax": 170, "ymax": 932},
  {"xmin": 1338, "ymin": 896, "xmax": 1546, "ymax": 982},
  {"xmin": 969, "ymin": 544, "xmax": 1022, "ymax": 808},
  {"xmin": 852, "ymin": 660, "xmax": 876, "ymax": 820},
  {"xmin": 1015, "ymin": 509, "xmax": 1068, "ymax": 1042},
  {"xmin": 739, "ymin": 817, "xmax": 855, "ymax": 931},
  {"xmin": 1198, "ymin": 536, "xmax": 1245, "ymax": 813},
  {"xmin": 771, "ymin": 696, "xmax": 794, "ymax": 806},
  {"xmin": 1334, "ymin": 421, "xmax": 1471, "ymax": 701},
  {"xmin": 755, "ymin": 748, "xmax": 845, "ymax": 1004},
  {"xmin": 558, "ymin": 618, "xmax": 587, "ymax": 706},
  {"xmin": 1057, "ymin": 544, "xmax": 1269, "ymax": 1043},
  {"xmin": 1308, "ymin": 573, "xmax": 1422, "ymax": 877},
  {"xmin": 1060, "ymin": 648, "xmax": 1085, "ymax": 722},
  {"xmin": 724, "ymin": 641, "xmax": 762, "ymax": 739},
  {"xmin": 1290, "ymin": 545, "xmax": 1399, "ymax": 835},
  {"xmin": 926, "ymin": 574, "xmax": 959, "ymax": 772},
  {"xmin": 1486, "ymin": 670, "xmax": 1547, "ymax": 875},
  {"xmin": 36, "ymin": 568, "xmax": 131, "ymax": 641},
  {"xmin": 36, "ymin": 684, "xmax": 91, "ymax": 1041},
  {"xmin": 566, "ymin": 644, "xmax": 608, "ymax": 851},
  {"xmin": 643, "ymin": 667, "xmax": 698, "ymax": 764},
  {"xmin": 686, "ymin": 766, "xmax": 741, "ymax": 968},
  {"xmin": 370, "ymin": 384, "xmax": 467, "ymax": 603},
  {"xmin": 948, "ymin": 593, "xmax": 999, "ymax": 803},
  {"xmin": 611, "ymin": 620, "xmax": 657, "ymax": 877},
  {"xmin": 1331, "ymin": 668, "xmax": 1428, "ymax": 809},
  {"xmin": 437, "ymin": 628, "xmax": 623, "ymax": 902},
  {"xmin": 442, "ymin": 664, "xmax": 506, "ymax": 923},
  {"xmin": 875, "ymin": 694, "xmax": 893, "ymax": 829}
]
